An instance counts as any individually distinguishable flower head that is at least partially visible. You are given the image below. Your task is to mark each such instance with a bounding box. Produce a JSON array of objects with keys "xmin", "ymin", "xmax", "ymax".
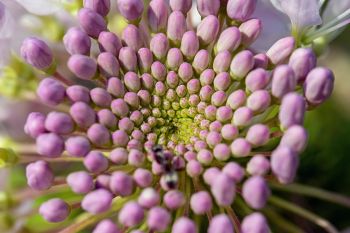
[{"xmin": 19, "ymin": 0, "xmax": 336, "ymax": 232}]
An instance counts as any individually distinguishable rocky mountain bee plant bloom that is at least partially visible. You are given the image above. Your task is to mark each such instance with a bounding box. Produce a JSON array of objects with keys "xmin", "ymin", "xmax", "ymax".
[{"xmin": 15, "ymin": 0, "xmax": 340, "ymax": 232}]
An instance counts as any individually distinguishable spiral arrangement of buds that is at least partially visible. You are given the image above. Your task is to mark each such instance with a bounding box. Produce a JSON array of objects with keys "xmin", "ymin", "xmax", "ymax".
[{"xmin": 20, "ymin": 0, "xmax": 335, "ymax": 232}]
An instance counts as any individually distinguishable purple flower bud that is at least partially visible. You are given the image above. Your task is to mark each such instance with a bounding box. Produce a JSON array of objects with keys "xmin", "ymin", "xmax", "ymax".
[
  {"xmin": 247, "ymin": 90, "xmax": 271, "ymax": 112},
  {"xmin": 233, "ymin": 107, "xmax": 253, "ymax": 126},
  {"xmin": 231, "ymin": 138, "xmax": 251, "ymax": 157},
  {"xmin": 230, "ymin": 50, "xmax": 254, "ymax": 80},
  {"xmin": 222, "ymin": 162, "xmax": 244, "ymax": 182},
  {"xmin": 97, "ymin": 109, "xmax": 117, "ymax": 129},
  {"xmin": 118, "ymin": 47, "xmax": 138, "ymax": 71},
  {"xmin": 211, "ymin": 173, "xmax": 235, "ymax": 206},
  {"xmin": 82, "ymin": 189, "xmax": 113, "ymax": 214},
  {"xmin": 167, "ymin": 11, "xmax": 186, "ymax": 44},
  {"xmin": 170, "ymin": 0, "xmax": 192, "ymax": 14},
  {"xmin": 37, "ymin": 78, "xmax": 65, "ymax": 106},
  {"xmin": 266, "ymin": 36, "xmax": 295, "ymax": 66},
  {"xmin": 45, "ymin": 112, "xmax": 74, "ymax": 135},
  {"xmin": 197, "ymin": 0, "xmax": 220, "ymax": 17},
  {"xmin": 150, "ymin": 33, "xmax": 169, "ymax": 60},
  {"xmin": 67, "ymin": 171, "xmax": 94, "ymax": 194},
  {"xmin": 70, "ymin": 102, "xmax": 96, "ymax": 129},
  {"xmin": 271, "ymin": 65, "xmax": 296, "ymax": 99},
  {"xmin": 289, "ymin": 48, "xmax": 317, "ymax": 83},
  {"xmin": 138, "ymin": 48, "xmax": 153, "ymax": 73},
  {"xmin": 271, "ymin": 146, "xmax": 299, "ymax": 184},
  {"xmin": 243, "ymin": 176, "xmax": 270, "ymax": 209},
  {"xmin": 118, "ymin": 201, "xmax": 144, "ymax": 227},
  {"xmin": 279, "ymin": 93, "xmax": 306, "ymax": 129},
  {"xmin": 193, "ymin": 50, "xmax": 210, "ymax": 73},
  {"xmin": 112, "ymin": 130, "xmax": 129, "ymax": 147},
  {"xmin": 84, "ymin": 151, "xmax": 109, "ymax": 173},
  {"xmin": 197, "ymin": 15, "xmax": 220, "ymax": 45},
  {"xmin": 63, "ymin": 27, "xmax": 91, "ymax": 55},
  {"xmin": 21, "ymin": 37, "xmax": 53, "ymax": 70},
  {"xmin": 117, "ymin": 0, "xmax": 144, "ymax": 21},
  {"xmin": 122, "ymin": 24, "xmax": 144, "ymax": 51},
  {"xmin": 171, "ymin": 217, "xmax": 197, "ymax": 233},
  {"xmin": 280, "ymin": 125, "xmax": 308, "ymax": 153},
  {"xmin": 164, "ymin": 190, "xmax": 185, "ymax": 209},
  {"xmin": 245, "ymin": 68, "xmax": 270, "ymax": 92},
  {"xmin": 107, "ymin": 77, "xmax": 125, "ymax": 98},
  {"xmin": 39, "ymin": 199, "xmax": 70, "ymax": 222},
  {"xmin": 147, "ymin": 207, "xmax": 171, "ymax": 232},
  {"xmin": 213, "ymin": 51, "xmax": 232, "ymax": 73},
  {"xmin": 68, "ymin": 54, "xmax": 97, "ymax": 80},
  {"xmin": 227, "ymin": 0, "xmax": 257, "ymax": 21},
  {"xmin": 65, "ymin": 136, "xmax": 91, "ymax": 157},
  {"xmin": 97, "ymin": 52, "xmax": 120, "ymax": 78},
  {"xmin": 239, "ymin": 18, "xmax": 262, "ymax": 47},
  {"xmin": 36, "ymin": 133, "xmax": 64, "ymax": 157},
  {"xmin": 181, "ymin": 31, "xmax": 199, "ymax": 59},
  {"xmin": 186, "ymin": 160, "xmax": 203, "ymax": 177},
  {"xmin": 227, "ymin": 89, "xmax": 246, "ymax": 110},
  {"xmin": 148, "ymin": 0, "xmax": 169, "ymax": 32},
  {"xmin": 111, "ymin": 98, "xmax": 130, "ymax": 117},
  {"xmin": 246, "ymin": 124, "xmax": 270, "ymax": 147},
  {"xmin": 110, "ymin": 147, "xmax": 128, "ymax": 165},
  {"xmin": 26, "ymin": 161, "xmax": 54, "ymax": 190},
  {"xmin": 253, "ymin": 53, "xmax": 269, "ymax": 69},
  {"xmin": 190, "ymin": 191, "xmax": 212, "ymax": 214},
  {"xmin": 90, "ymin": 87, "xmax": 112, "ymax": 107},
  {"xmin": 221, "ymin": 124, "xmax": 239, "ymax": 141},
  {"xmin": 24, "ymin": 112, "xmax": 46, "ymax": 138},
  {"xmin": 87, "ymin": 123, "xmax": 111, "ymax": 147},
  {"xmin": 98, "ymin": 31, "xmax": 122, "ymax": 56},
  {"xmin": 78, "ymin": 8, "xmax": 107, "ymax": 38},
  {"xmin": 138, "ymin": 188, "xmax": 160, "ymax": 208},
  {"xmin": 134, "ymin": 168, "xmax": 153, "ymax": 188},
  {"xmin": 241, "ymin": 212, "xmax": 269, "ymax": 233},
  {"xmin": 203, "ymin": 167, "xmax": 220, "ymax": 185},
  {"xmin": 247, "ymin": 155, "xmax": 270, "ymax": 176},
  {"xmin": 110, "ymin": 171, "xmax": 134, "ymax": 196},
  {"xmin": 216, "ymin": 26, "xmax": 241, "ymax": 53},
  {"xmin": 93, "ymin": 219, "xmax": 122, "ymax": 233},
  {"xmin": 84, "ymin": 0, "xmax": 110, "ymax": 16},
  {"xmin": 66, "ymin": 85, "xmax": 90, "ymax": 103},
  {"xmin": 208, "ymin": 214, "xmax": 234, "ymax": 233},
  {"xmin": 304, "ymin": 67, "xmax": 334, "ymax": 106},
  {"xmin": 95, "ymin": 174, "xmax": 111, "ymax": 189}
]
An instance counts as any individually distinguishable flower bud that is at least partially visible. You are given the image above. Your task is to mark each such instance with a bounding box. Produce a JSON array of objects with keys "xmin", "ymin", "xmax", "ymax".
[
  {"xmin": 230, "ymin": 50, "xmax": 254, "ymax": 80},
  {"xmin": 93, "ymin": 219, "xmax": 122, "ymax": 233},
  {"xmin": 169, "ymin": 0, "xmax": 192, "ymax": 14},
  {"xmin": 82, "ymin": 189, "xmax": 113, "ymax": 214},
  {"xmin": 167, "ymin": 11, "xmax": 186, "ymax": 45},
  {"xmin": 147, "ymin": 207, "xmax": 171, "ymax": 232},
  {"xmin": 271, "ymin": 65, "xmax": 296, "ymax": 99},
  {"xmin": 45, "ymin": 112, "xmax": 74, "ymax": 135},
  {"xmin": 148, "ymin": 0, "xmax": 169, "ymax": 32},
  {"xmin": 227, "ymin": 0, "xmax": 257, "ymax": 21},
  {"xmin": 247, "ymin": 155, "xmax": 270, "ymax": 176},
  {"xmin": 137, "ymin": 48, "xmax": 153, "ymax": 73},
  {"xmin": 253, "ymin": 53, "xmax": 269, "ymax": 69},
  {"xmin": 279, "ymin": 93, "xmax": 306, "ymax": 129},
  {"xmin": 216, "ymin": 26, "xmax": 241, "ymax": 53},
  {"xmin": 197, "ymin": 0, "xmax": 220, "ymax": 17},
  {"xmin": 117, "ymin": 0, "xmax": 144, "ymax": 21},
  {"xmin": 110, "ymin": 171, "xmax": 134, "ymax": 196},
  {"xmin": 213, "ymin": 51, "xmax": 232, "ymax": 73},
  {"xmin": 247, "ymin": 90, "xmax": 271, "ymax": 112},
  {"xmin": 87, "ymin": 123, "xmax": 111, "ymax": 147},
  {"xmin": 172, "ymin": 217, "xmax": 197, "ymax": 233},
  {"xmin": 26, "ymin": 161, "xmax": 54, "ymax": 190},
  {"xmin": 304, "ymin": 67, "xmax": 334, "ymax": 106},
  {"xmin": 118, "ymin": 47, "xmax": 138, "ymax": 71},
  {"xmin": 150, "ymin": 33, "xmax": 169, "ymax": 60},
  {"xmin": 242, "ymin": 176, "xmax": 270, "ymax": 209},
  {"xmin": 21, "ymin": 37, "xmax": 53, "ymax": 70},
  {"xmin": 208, "ymin": 214, "xmax": 234, "ymax": 233},
  {"xmin": 271, "ymin": 146, "xmax": 299, "ymax": 184},
  {"xmin": 246, "ymin": 124, "xmax": 270, "ymax": 147},
  {"xmin": 231, "ymin": 138, "xmax": 251, "ymax": 157},
  {"xmin": 211, "ymin": 173, "xmax": 235, "ymax": 206},
  {"xmin": 78, "ymin": 8, "xmax": 107, "ymax": 38},
  {"xmin": 280, "ymin": 125, "xmax": 308, "ymax": 153},
  {"xmin": 233, "ymin": 107, "xmax": 253, "ymax": 127},
  {"xmin": 84, "ymin": 151, "xmax": 109, "ymax": 173},
  {"xmin": 36, "ymin": 133, "xmax": 64, "ymax": 157},
  {"xmin": 65, "ymin": 136, "xmax": 91, "ymax": 157},
  {"xmin": 98, "ymin": 31, "xmax": 122, "ymax": 56},
  {"xmin": 118, "ymin": 201, "xmax": 144, "ymax": 227},
  {"xmin": 39, "ymin": 199, "xmax": 70, "ymax": 222},
  {"xmin": 222, "ymin": 162, "xmax": 244, "ymax": 182},
  {"xmin": 112, "ymin": 130, "xmax": 129, "ymax": 147},
  {"xmin": 68, "ymin": 54, "xmax": 97, "ymax": 80},
  {"xmin": 122, "ymin": 24, "xmax": 144, "ymax": 51},
  {"xmin": 181, "ymin": 31, "xmax": 199, "ymax": 59},
  {"xmin": 193, "ymin": 50, "xmax": 210, "ymax": 73},
  {"xmin": 267, "ymin": 36, "xmax": 295, "ymax": 66},
  {"xmin": 190, "ymin": 191, "xmax": 212, "ymax": 214},
  {"xmin": 164, "ymin": 190, "xmax": 185, "ymax": 209},
  {"xmin": 227, "ymin": 89, "xmax": 246, "ymax": 110},
  {"xmin": 91, "ymin": 87, "xmax": 112, "ymax": 108},
  {"xmin": 241, "ymin": 212, "xmax": 269, "ymax": 233},
  {"xmin": 245, "ymin": 68, "xmax": 270, "ymax": 92},
  {"xmin": 107, "ymin": 77, "xmax": 126, "ymax": 98},
  {"xmin": 63, "ymin": 27, "xmax": 91, "ymax": 55},
  {"xmin": 138, "ymin": 187, "xmax": 160, "ymax": 208},
  {"xmin": 97, "ymin": 52, "xmax": 120, "ymax": 78},
  {"xmin": 289, "ymin": 48, "xmax": 317, "ymax": 83},
  {"xmin": 167, "ymin": 48, "xmax": 183, "ymax": 71},
  {"xmin": 197, "ymin": 15, "xmax": 220, "ymax": 45},
  {"xmin": 70, "ymin": 102, "xmax": 96, "ymax": 129},
  {"xmin": 24, "ymin": 112, "xmax": 46, "ymax": 138},
  {"xmin": 67, "ymin": 171, "xmax": 94, "ymax": 194},
  {"xmin": 239, "ymin": 18, "xmax": 262, "ymax": 47},
  {"xmin": 84, "ymin": 0, "xmax": 110, "ymax": 16}
]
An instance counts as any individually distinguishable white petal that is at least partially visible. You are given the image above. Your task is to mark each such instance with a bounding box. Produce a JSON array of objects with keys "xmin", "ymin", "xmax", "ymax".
[
  {"xmin": 15, "ymin": 0, "xmax": 62, "ymax": 15},
  {"xmin": 323, "ymin": 0, "xmax": 350, "ymax": 23},
  {"xmin": 271, "ymin": 0, "xmax": 322, "ymax": 30}
]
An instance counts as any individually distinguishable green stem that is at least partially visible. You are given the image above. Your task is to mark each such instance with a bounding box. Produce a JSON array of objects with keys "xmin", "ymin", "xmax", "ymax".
[
  {"xmin": 268, "ymin": 196, "xmax": 338, "ymax": 233},
  {"xmin": 262, "ymin": 208, "xmax": 303, "ymax": 233},
  {"xmin": 269, "ymin": 182, "xmax": 350, "ymax": 208}
]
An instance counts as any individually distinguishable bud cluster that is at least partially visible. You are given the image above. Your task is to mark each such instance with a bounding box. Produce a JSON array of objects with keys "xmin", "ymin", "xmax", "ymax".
[{"xmin": 20, "ymin": 0, "xmax": 334, "ymax": 232}]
